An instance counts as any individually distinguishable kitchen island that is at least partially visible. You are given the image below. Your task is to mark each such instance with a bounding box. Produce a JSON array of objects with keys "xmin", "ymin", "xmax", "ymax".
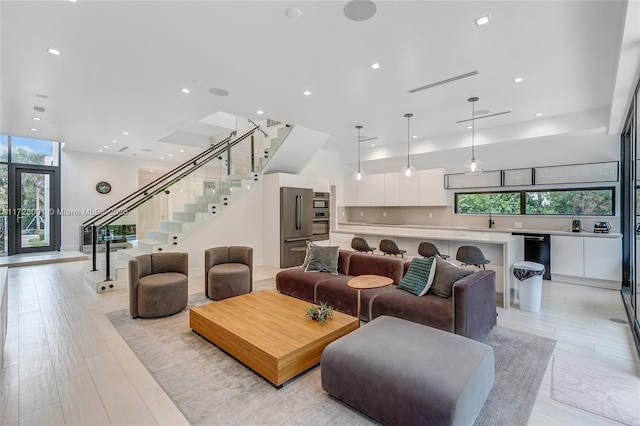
[{"xmin": 331, "ymin": 224, "xmax": 524, "ymax": 309}]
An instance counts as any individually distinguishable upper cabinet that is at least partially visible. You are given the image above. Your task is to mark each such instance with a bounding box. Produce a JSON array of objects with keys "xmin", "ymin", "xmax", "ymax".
[
  {"xmin": 344, "ymin": 168, "xmax": 447, "ymax": 207},
  {"xmin": 418, "ymin": 168, "xmax": 447, "ymax": 206},
  {"xmin": 384, "ymin": 173, "xmax": 400, "ymax": 206}
]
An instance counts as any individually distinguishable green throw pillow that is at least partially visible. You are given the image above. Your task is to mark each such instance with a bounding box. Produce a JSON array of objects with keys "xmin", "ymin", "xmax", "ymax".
[
  {"xmin": 397, "ymin": 257, "xmax": 437, "ymax": 296},
  {"xmin": 305, "ymin": 245, "xmax": 340, "ymax": 274},
  {"xmin": 429, "ymin": 255, "xmax": 474, "ymax": 299}
]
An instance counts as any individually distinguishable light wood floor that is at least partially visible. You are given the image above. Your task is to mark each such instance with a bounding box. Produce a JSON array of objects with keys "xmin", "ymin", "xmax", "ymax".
[{"xmin": 1, "ymin": 260, "xmax": 638, "ymax": 425}]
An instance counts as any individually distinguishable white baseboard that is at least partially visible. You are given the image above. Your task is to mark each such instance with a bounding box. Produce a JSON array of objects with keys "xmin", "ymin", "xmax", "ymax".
[{"xmin": 551, "ymin": 274, "xmax": 621, "ymax": 290}]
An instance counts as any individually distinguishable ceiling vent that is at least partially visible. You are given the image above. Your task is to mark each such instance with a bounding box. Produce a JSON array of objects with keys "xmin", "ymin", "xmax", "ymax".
[
  {"xmin": 117, "ymin": 146, "xmax": 129, "ymax": 152},
  {"xmin": 142, "ymin": 148, "xmax": 153, "ymax": 152},
  {"xmin": 33, "ymin": 106, "xmax": 45, "ymax": 113},
  {"xmin": 455, "ymin": 110, "xmax": 511, "ymax": 123},
  {"xmin": 408, "ymin": 71, "xmax": 479, "ymax": 94}
]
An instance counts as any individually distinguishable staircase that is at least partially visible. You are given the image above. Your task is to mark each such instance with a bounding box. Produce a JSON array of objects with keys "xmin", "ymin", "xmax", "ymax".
[{"xmin": 83, "ymin": 118, "xmax": 292, "ymax": 293}]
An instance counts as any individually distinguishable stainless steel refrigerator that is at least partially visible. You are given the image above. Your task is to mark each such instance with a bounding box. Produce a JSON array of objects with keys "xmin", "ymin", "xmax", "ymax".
[{"xmin": 280, "ymin": 187, "xmax": 313, "ymax": 268}]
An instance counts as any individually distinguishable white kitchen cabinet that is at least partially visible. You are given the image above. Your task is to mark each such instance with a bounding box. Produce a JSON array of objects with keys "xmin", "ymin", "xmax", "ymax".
[
  {"xmin": 277, "ymin": 173, "xmax": 309, "ymax": 188},
  {"xmin": 361, "ymin": 174, "xmax": 385, "ymax": 206},
  {"xmin": 418, "ymin": 168, "xmax": 447, "ymax": 206},
  {"xmin": 550, "ymin": 235, "xmax": 584, "ymax": 277},
  {"xmin": 384, "ymin": 173, "xmax": 400, "ymax": 206},
  {"xmin": 584, "ymin": 238, "xmax": 622, "ymax": 281},
  {"xmin": 397, "ymin": 174, "xmax": 420, "ymax": 206},
  {"xmin": 343, "ymin": 178, "xmax": 361, "ymax": 206}
]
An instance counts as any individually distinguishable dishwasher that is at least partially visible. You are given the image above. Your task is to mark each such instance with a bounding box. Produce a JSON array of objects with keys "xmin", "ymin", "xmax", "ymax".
[{"xmin": 511, "ymin": 232, "xmax": 551, "ymax": 280}]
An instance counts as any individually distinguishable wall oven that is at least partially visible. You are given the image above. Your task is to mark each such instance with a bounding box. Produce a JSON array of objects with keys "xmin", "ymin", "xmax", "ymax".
[
  {"xmin": 312, "ymin": 219, "xmax": 330, "ymax": 240},
  {"xmin": 312, "ymin": 192, "xmax": 330, "ymax": 240}
]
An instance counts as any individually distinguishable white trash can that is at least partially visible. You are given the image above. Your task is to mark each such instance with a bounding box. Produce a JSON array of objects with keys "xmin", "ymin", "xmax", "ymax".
[{"xmin": 513, "ymin": 261, "xmax": 545, "ymax": 312}]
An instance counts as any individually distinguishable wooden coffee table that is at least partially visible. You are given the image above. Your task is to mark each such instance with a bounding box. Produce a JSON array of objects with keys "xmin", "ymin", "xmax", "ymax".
[
  {"xmin": 189, "ymin": 290, "xmax": 359, "ymax": 388},
  {"xmin": 347, "ymin": 275, "xmax": 394, "ymax": 320}
]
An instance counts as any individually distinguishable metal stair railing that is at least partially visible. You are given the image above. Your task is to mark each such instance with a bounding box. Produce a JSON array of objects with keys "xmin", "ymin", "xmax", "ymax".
[{"xmin": 82, "ymin": 124, "xmax": 260, "ymax": 279}]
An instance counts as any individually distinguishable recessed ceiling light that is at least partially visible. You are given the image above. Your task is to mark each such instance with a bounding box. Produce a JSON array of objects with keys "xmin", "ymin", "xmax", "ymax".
[
  {"xmin": 412, "ymin": 135, "xmax": 418, "ymax": 139},
  {"xmin": 370, "ymin": 63, "xmax": 381, "ymax": 70},
  {"xmin": 370, "ymin": 143, "xmax": 376, "ymax": 147},
  {"xmin": 179, "ymin": 149, "xmax": 185, "ymax": 153},
  {"xmin": 160, "ymin": 157, "xmax": 164, "ymax": 160},
  {"xmin": 535, "ymin": 112, "xmax": 543, "ymax": 117},
  {"xmin": 103, "ymin": 145, "xmax": 109, "ymax": 148},
  {"xmin": 32, "ymin": 117, "xmax": 41, "ymax": 121},
  {"xmin": 69, "ymin": 0, "xmax": 77, "ymax": 3},
  {"xmin": 98, "ymin": 149, "xmax": 103, "ymax": 152},
  {"xmin": 474, "ymin": 15, "xmax": 491, "ymax": 26},
  {"xmin": 513, "ymin": 77, "xmax": 524, "ymax": 83},
  {"xmin": 123, "ymin": 132, "xmax": 128, "ymax": 135},
  {"xmin": 30, "ymin": 128, "xmax": 38, "ymax": 132},
  {"xmin": 168, "ymin": 154, "xmax": 173, "ymax": 157},
  {"xmin": 303, "ymin": 90, "xmax": 311, "ymax": 96},
  {"xmin": 257, "ymin": 110, "xmax": 264, "ymax": 115},
  {"xmin": 181, "ymin": 88, "xmax": 190, "ymax": 94},
  {"xmin": 112, "ymin": 139, "xmax": 118, "ymax": 143},
  {"xmin": 149, "ymin": 169, "xmax": 154, "ymax": 172},
  {"xmin": 467, "ymin": 125, "xmax": 473, "ymax": 129},
  {"xmin": 47, "ymin": 48, "xmax": 62, "ymax": 56}
]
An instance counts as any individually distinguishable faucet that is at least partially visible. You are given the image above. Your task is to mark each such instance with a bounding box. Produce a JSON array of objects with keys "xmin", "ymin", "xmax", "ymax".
[{"xmin": 489, "ymin": 212, "xmax": 495, "ymax": 229}]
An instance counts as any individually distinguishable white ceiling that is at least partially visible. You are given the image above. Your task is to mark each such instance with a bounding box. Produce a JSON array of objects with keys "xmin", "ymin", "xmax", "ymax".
[{"xmin": 1, "ymin": 1, "xmax": 638, "ymax": 166}]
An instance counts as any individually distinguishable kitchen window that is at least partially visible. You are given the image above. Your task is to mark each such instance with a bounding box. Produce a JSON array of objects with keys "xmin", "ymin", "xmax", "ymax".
[{"xmin": 455, "ymin": 187, "xmax": 615, "ymax": 216}]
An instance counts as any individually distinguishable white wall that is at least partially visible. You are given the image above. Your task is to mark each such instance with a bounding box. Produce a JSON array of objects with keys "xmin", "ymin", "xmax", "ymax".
[
  {"xmin": 300, "ymin": 148, "xmax": 344, "ymax": 204},
  {"xmin": 178, "ymin": 180, "xmax": 264, "ymax": 275},
  {"xmin": 60, "ymin": 151, "xmax": 173, "ymax": 250}
]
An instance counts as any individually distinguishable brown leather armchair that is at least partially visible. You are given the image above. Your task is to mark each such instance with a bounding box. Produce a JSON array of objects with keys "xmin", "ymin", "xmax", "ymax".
[
  {"xmin": 205, "ymin": 246, "xmax": 253, "ymax": 300},
  {"xmin": 129, "ymin": 252, "xmax": 189, "ymax": 318}
]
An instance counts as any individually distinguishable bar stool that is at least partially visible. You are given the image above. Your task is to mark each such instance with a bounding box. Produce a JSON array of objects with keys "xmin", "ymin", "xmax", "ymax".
[
  {"xmin": 351, "ymin": 237, "xmax": 376, "ymax": 254},
  {"xmin": 417, "ymin": 241, "xmax": 450, "ymax": 260},
  {"xmin": 456, "ymin": 246, "xmax": 490, "ymax": 269},
  {"xmin": 379, "ymin": 239, "xmax": 406, "ymax": 258}
]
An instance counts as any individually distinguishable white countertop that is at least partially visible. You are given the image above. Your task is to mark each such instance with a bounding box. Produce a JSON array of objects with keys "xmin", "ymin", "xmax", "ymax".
[
  {"xmin": 333, "ymin": 224, "xmax": 523, "ymax": 244},
  {"xmin": 336, "ymin": 222, "xmax": 622, "ymax": 239}
]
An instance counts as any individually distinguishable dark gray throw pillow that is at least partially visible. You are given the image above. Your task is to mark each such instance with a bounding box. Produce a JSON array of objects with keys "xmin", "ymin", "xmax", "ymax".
[
  {"xmin": 429, "ymin": 255, "xmax": 474, "ymax": 298},
  {"xmin": 305, "ymin": 245, "xmax": 340, "ymax": 274}
]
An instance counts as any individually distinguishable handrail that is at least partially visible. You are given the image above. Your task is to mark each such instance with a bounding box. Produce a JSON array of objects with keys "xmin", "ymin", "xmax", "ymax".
[
  {"xmin": 100, "ymin": 128, "xmax": 256, "ymax": 228},
  {"xmin": 248, "ymin": 118, "xmax": 268, "ymax": 138},
  {"xmin": 82, "ymin": 133, "xmax": 234, "ymax": 227},
  {"xmin": 86, "ymin": 124, "xmax": 259, "ymax": 231}
]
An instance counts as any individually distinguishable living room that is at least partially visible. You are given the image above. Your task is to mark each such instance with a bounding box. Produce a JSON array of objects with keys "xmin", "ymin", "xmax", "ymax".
[{"xmin": 1, "ymin": 1, "xmax": 640, "ymax": 425}]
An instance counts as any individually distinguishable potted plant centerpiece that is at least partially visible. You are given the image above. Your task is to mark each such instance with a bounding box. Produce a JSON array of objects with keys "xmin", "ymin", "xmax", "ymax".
[{"xmin": 305, "ymin": 301, "xmax": 334, "ymax": 323}]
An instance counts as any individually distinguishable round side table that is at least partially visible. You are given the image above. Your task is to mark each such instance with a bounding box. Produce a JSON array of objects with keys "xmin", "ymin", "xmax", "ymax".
[{"xmin": 347, "ymin": 275, "xmax": 393, "ymax": 320}]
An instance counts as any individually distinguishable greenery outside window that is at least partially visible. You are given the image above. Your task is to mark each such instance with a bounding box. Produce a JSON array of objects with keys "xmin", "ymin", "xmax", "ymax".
[
  {"xmin": 525, "ymin": 189, "xmax": 613, "ymax": 215},
  {"xmin": 455, "ymin": 187, "xmax": 615, "ymax": 216},
  {"xmin": 456, "ymin": 192, "xmax": 520, "ymax": 214}
]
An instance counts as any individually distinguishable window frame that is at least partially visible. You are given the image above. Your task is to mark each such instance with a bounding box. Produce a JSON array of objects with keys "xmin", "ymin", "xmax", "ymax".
[{"xmin": 455, "ymin": 186, "xmax": 615, "ymax": 216}]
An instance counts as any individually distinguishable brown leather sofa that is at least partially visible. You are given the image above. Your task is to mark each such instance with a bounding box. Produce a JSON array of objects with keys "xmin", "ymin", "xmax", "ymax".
[{"xmin": 276, "ymin": 251, "xmax": 497, "ymax": 340}]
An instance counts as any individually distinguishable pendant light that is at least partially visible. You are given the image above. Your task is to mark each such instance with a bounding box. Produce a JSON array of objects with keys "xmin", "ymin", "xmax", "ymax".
[
  {"xmin": 463, "ymin": 97, "xmax": 484, "ymax": 175},
  {"xmin": 352, "ymin": 125, "xmax": 366, "ymax": 182},
  {"xmin": 400, "ymin": 113, "xmax": 416, "ymax": 180}
]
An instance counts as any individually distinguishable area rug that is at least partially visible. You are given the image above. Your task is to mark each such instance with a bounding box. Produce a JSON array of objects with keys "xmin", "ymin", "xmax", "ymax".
[
  {"xmin": 107, "ymin": 290, "xmax": 556, "ymax": 426},
  {"xmin": 551, "ymin": 354, "xmax": 640, "ymax": 425}
]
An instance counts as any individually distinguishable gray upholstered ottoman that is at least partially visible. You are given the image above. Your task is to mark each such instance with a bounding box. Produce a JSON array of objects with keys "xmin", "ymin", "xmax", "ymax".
[{"xmin": 321, "ymin": 316, "xmax": 494, "ymax": 426}]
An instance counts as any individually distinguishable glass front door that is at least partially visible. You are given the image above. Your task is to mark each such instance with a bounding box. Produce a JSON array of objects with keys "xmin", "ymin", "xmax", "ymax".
[{"xmin": 12, "ymin": 167, "xmax": 57, "ymax": 253}]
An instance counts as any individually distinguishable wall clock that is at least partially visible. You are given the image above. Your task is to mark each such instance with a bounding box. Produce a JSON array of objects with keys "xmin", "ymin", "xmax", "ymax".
[{"xmin": 95, "ymin": 181, "xmax": 112, "ymax": 194}]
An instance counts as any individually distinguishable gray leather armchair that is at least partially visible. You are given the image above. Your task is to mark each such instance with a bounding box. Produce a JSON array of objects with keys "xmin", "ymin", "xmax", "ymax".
[
  {"xmin": 129, "ymin": 252, "xmax": 189, "ymax": 318},
  {"xmin": 205, "ymin": 246, "xmax": 253, "ymax": 300}
]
